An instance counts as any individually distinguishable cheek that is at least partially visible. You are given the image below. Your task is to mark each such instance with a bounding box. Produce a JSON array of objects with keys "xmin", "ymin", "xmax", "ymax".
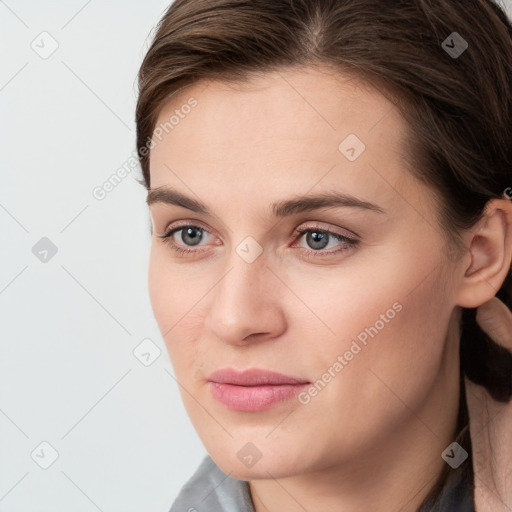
[
  {"xmin": 328, "ymin": 266, "xmax": 452, "ymax": 410},
  {"xmin": 148, "ymin": 243, "xmax": 194, "ymax": 329},
  {"xmin": 282, "ymin": 265, "xmax": 454, "ymax": 455},
  {"xmin": 372, "ymin": 272, "xmax": 453, "ymax": 384},
  {"xmin": 292, "ymin": 258, "xmax": 453, "ymax": 390},
  {"xmin": 148, "ymin": 245, "xmax": 188, "ymax": 361},
  {"xmin": 147, "ymin": 244, "xmax": 170, "ymax": 329},
  {"xmin": 147, "ymin": 244, "xmax": 207, "ymax": 371}
]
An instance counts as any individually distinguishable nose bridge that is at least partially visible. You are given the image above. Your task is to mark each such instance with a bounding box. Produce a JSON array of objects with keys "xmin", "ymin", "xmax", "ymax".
[
  {"xmin": 205, "ymin": 246, "xmax": 285, "ymax": 344},
  {"xmin": 219, "ymin": 230, "xmax": 270, "ymax": 301}
]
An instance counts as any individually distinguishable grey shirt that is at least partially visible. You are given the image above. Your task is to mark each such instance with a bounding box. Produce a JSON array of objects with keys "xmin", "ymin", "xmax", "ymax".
[{"xmin": 169, "ymin": 454, "xmax": 475, "ymax": 512}]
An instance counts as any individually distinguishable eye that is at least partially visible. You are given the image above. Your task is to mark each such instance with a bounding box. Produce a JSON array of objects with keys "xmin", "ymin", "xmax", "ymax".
[
  {"xmin": 156, "ymin": 224, "xmax": 215, "ymax": 256},
  {"xmin": 156, "ymin": 222, "xmax": 359, "ymax": 258},
  {"xmin": 292, "ymin": 226, "xmax": 358, "ymax": 258}
]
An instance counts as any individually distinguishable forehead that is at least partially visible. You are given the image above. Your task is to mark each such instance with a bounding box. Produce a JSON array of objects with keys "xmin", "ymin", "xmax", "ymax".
[
  {"xmin": 152, "ymin": 65, "xmax": 404, "ymax": 150},
  {"xmin": 148, "ymin": 65, "xmax": 424, "ymax": 218}
]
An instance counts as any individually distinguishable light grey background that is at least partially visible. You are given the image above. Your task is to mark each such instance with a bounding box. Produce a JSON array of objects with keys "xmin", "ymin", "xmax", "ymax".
[
  {"xmin": 1, "ymin": 1, "xmax": 511, "ymax": 511},
  {"xmin": 1, "ymin": 2, "xmax": 207, "ymax": 511}
]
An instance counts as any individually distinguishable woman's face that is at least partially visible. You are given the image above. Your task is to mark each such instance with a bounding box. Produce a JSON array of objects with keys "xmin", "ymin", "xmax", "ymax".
[{"xmin": 147, "ymin": 66, "xmax": 465, "ymax": 479}]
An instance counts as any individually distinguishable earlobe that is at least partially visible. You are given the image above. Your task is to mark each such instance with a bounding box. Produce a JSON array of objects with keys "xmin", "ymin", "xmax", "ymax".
[{"xmin": 456, "ymin": 199, "xmax": 512, "ymax": 309}]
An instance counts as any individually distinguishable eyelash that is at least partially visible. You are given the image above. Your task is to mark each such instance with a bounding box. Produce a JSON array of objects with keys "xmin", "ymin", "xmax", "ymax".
[{"xmin": 157, "ymin": 223, "xmax": 359, "ymax": 259}]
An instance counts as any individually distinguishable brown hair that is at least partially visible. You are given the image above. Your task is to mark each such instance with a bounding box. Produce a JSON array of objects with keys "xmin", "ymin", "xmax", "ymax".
[{"xmin": 136, "ymin": 0, "xmax": 512, "ymax": 508}]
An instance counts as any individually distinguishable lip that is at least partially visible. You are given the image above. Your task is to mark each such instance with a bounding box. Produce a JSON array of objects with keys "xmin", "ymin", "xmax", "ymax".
[
  {"xmin": 208, "ymin": 368, "xmax": 310, "ymax": 412},
  {"xmin": 208, "ymin": 368, "xmax": 309, "ymax": 386}
]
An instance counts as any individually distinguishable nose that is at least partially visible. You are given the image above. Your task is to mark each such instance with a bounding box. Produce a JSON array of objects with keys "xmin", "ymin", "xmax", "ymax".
[{"xmin": 204, "ymin": 252, "xmax": 287, "ymax": 347}]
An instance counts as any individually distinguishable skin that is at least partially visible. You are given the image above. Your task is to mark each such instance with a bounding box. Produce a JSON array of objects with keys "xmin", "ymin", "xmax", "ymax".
[
  {"xmin": 146, "ymin": 65, "xmax": 512, "ymax": 512},
  {"xmin": 472, "ymin": 297, "xmax": 512, "ymax": 512}
]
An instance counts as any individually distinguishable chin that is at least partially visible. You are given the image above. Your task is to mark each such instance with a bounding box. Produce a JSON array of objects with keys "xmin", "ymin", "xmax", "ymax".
[{"xmin": 210, "ymin": 447, "xmax": 306, "ymax": 481}]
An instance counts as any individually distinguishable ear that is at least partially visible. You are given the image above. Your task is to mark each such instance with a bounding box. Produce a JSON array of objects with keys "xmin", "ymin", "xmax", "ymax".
[{"xmin": 456, "ymin": 196, "xmax": 512, "ymax": 309}]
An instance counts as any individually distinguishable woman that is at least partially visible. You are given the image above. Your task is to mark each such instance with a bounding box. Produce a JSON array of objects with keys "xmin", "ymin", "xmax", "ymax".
[{"xmin": 135, "ymin": 1, "xmax": 512, "ymax": 510}]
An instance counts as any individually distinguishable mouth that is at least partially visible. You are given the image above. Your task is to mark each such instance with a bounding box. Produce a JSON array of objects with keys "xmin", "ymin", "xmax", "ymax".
[{"xmin": 207, "ymin": 368, "xmax": 310, "ymax": 412}]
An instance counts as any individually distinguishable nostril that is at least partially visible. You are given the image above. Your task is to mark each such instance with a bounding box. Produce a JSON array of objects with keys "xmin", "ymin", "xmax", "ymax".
[{"xmin": 243, "ymin": 332, "xmax": 269, "ymax": 342}]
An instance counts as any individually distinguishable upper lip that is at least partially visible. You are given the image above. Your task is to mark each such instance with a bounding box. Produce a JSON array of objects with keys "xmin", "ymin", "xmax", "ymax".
[{"xmin": 208, "ymin": 368, "xmax": 310, "ymax": 386}]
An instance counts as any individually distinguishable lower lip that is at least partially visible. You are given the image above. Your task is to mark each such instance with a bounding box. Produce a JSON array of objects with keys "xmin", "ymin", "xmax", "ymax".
[{"xmin": 209, "ymin": 382, "xmax": 309, "ymax": 412}]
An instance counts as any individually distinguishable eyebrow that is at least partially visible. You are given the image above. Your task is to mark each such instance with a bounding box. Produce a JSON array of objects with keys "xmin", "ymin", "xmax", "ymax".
[{"xmin": 146, "ymin": 186, "xmax": 385, "ymax": 217}]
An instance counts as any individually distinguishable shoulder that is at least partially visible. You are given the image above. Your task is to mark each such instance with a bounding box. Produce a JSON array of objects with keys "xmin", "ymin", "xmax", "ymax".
[{"xmin": 168, "ymin": 454, "xmax": 255, "ymax": 512}]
